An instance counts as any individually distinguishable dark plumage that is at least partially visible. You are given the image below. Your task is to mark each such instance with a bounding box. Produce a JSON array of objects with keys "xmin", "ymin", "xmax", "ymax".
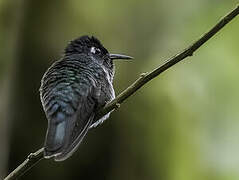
[{"xmin": 40, "ymin": 35, "xmax": 132, "ymax": 161}]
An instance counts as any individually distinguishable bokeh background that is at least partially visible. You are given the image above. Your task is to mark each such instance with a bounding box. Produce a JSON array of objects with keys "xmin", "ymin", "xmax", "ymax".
[{"xmin": 1, "ymin": 0, "xmax": 239, "ymax": 179}]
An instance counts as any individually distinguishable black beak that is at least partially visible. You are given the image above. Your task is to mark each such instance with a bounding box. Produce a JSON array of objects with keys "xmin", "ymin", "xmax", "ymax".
[{"xmin": 109, "ymin": 53, "xmax": 133, "ymax": 60}]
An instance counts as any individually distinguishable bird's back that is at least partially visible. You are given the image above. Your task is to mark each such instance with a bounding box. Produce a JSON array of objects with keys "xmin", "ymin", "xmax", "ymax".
[{"xmin": 40, "ymin": 54, "xmax": 114, "ymax": 161}]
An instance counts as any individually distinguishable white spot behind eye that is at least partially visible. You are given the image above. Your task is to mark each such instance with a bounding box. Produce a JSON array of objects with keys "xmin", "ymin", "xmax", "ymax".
[
  {"xmin": 91, "ymin": 47, "xmax": 101, "ymax": 54},
  {"xmin": 91, "ymin": 47, "xmax": 96, "ymax": 54}
]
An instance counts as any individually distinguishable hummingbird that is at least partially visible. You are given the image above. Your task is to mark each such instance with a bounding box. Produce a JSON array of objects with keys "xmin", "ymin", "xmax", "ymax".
[{"xmin": 40, "ymin": 35, "xmax": 132, "ymax": 161}]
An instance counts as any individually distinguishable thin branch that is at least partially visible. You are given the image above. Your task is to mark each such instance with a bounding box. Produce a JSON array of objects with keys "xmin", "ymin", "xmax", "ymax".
[
  {"xmin": 4, "ymin": 4, "xmax": 239, "ymax": 180},
  {"xmin": 4, "ymin": 148, "xmax": 44, "ymax": 180},
  {"xmin": 97, "ymin": 5, "xmax": 239, "ymax": 117}
]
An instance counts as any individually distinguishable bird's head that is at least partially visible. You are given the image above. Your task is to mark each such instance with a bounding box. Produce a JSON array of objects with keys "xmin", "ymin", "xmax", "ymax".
[{"xmin": 64, "ymin": 35, "xmax": 133, "ymax": 69}]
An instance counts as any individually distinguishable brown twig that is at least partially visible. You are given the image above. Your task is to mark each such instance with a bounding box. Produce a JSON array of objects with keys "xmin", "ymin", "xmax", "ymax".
[
  {"xmin": 4, "ymin": 148, "xmax": 44, "ymax": 180},
  {"xmin": 4, "ymin": 4, "xmax": 239, "ymax": 180}
]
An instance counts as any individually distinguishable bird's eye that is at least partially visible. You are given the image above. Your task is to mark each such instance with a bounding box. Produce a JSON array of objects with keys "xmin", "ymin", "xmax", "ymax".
[{"xmin": 90, "ymin": 47, "xmax": 101, "ymax": 54}]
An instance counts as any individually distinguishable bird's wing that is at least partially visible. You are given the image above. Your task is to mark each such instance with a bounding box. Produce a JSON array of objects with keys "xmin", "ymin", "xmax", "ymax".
[{"xmin": 43, "ymin": 83, "xmax": 97, "ymax": 161}]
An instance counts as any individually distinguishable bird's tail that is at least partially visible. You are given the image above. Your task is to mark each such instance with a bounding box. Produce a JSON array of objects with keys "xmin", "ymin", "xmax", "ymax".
[
  {"xmin": 44, "ymin": 111, "xmax": 94, "ymax": 161},
  {"xmin": 44, "ymin": 112, "xmax": 68, "ymax": 159}
]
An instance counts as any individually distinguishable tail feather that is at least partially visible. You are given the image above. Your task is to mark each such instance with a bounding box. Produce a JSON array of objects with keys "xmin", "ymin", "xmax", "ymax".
[
  {"xmin": 54, "ymin": 114, "xmax": 94, "ymax": 161},
  {"xmin": 44, "ymin": 112, "xmax": 68, "ymax": 158},
  {"xmin": 43, "ymin": 111, "xmax": 94, "ymax": 161}
]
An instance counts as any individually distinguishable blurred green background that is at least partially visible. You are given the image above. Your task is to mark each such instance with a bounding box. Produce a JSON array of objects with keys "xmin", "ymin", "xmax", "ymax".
[{"xmin": 1, "ymin": 0, "xmax": 239, "ymax": 179}]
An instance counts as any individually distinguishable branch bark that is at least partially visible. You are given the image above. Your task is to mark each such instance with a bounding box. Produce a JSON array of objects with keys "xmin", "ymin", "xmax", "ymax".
[
  {"xmin": 4, "ymin": 148, "xmax": 44, "ymax": 180},
  {"xmin": 4, "ymin": 4, "xmax": 239, "ymax": 180}
]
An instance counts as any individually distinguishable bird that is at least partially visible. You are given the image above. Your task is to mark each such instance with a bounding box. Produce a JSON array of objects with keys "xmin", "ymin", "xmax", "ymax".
[{"xmin": 39, "ymin": 35, "xmax": 133, "ymax": 161}]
